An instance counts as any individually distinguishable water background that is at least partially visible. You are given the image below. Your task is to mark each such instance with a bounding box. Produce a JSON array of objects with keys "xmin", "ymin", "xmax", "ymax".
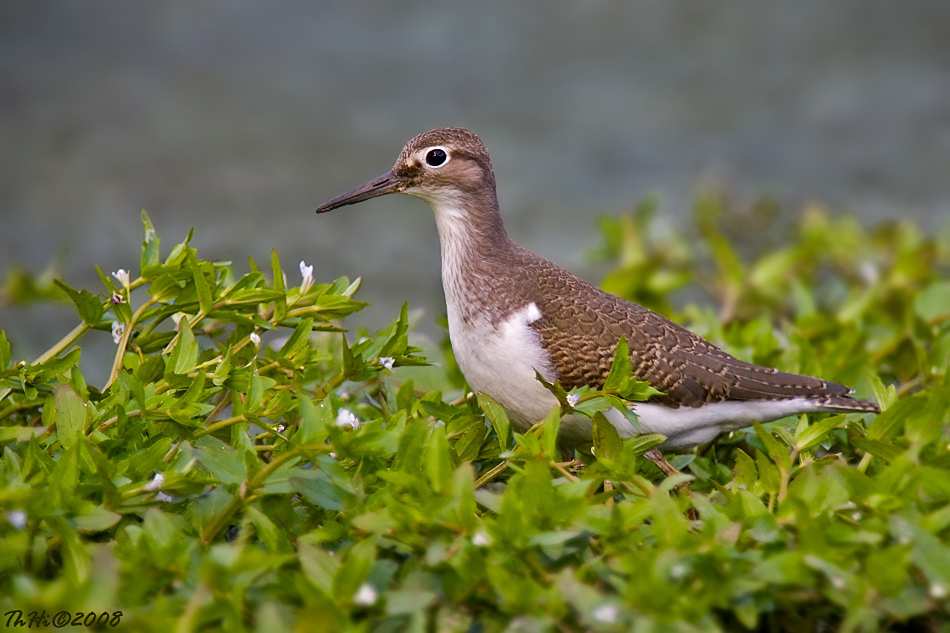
[{"xmin": 2, "ymin": 2, "xmax": 948, "ymax": 383}]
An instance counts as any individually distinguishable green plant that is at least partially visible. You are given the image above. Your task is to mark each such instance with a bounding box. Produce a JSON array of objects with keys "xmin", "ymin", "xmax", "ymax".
[{"xmin": 1, "ymin": 202, "xmax": 949, "ymax": 632}]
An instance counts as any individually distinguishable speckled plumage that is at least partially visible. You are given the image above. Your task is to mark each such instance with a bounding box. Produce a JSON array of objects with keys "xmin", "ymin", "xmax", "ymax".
[
  {"xmin": 316, "ymin": 127, "xmax": 879, "ymax": 449},
  {"xmin": 494, "ymin": 244, "xmax": 874, "ymax": 412}
]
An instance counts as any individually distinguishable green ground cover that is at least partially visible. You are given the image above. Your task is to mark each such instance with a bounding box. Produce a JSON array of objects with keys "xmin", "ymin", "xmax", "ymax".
[{"xmin": 1, "ymin": 200, "xmax": 949, "ymax": 632}]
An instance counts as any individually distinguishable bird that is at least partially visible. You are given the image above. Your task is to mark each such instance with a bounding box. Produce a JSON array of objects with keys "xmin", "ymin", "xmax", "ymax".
[{"xmin": 315, "ymin": 127, "xmax": 878, "ymax": 455}]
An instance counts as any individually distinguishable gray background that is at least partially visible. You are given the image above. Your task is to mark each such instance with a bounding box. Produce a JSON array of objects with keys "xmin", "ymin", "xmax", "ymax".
[{"xmin": 2, "ymin": 2, "xmax": 949, "ymax": 381}]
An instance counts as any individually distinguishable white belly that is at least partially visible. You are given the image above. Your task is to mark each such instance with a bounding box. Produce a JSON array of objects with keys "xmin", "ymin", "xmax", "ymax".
[{"xmin": 448, "ymin": 302, "xmax": 560, "ymax": 431}]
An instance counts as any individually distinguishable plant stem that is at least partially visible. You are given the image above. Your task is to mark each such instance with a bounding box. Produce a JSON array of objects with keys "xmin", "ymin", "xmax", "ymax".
[
  {"xmin": 0, "ymin": 400, "xmax": 40, "ymax": 421},
  {"xmin": 32, "ymin": 322, "xmax": 91, "ymax": 365},
  {"xmin": 104, "ymin": 297, "xmax": 157, "ymax": 391},
  {"xmin": 474, "ymin": 460, "xmax": 510, "ymax": 488},
  {"xmin": 194, "ymin": 415, "xmax": 247, "ymax": 438},
  {"xmin": 200, "ymin": 448, "xmax": 303, "ymax": 544}
]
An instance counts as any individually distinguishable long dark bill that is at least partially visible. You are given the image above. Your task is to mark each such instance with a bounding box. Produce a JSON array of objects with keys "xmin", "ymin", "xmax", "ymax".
[{"xmin": 315, "ymin": 171, "xmax": 402, "ymax": 214}]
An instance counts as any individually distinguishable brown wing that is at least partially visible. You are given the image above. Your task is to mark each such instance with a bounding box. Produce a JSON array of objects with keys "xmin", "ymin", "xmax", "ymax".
[{"xmin": 525, "ymin": 255, "xmax": 878, "ymax": 412}]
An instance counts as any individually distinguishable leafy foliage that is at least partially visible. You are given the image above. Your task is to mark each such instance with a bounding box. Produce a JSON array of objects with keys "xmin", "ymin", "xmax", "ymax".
[{"xmin": 1, "ymin": 202, "xmax": 949, "ymax": 632}]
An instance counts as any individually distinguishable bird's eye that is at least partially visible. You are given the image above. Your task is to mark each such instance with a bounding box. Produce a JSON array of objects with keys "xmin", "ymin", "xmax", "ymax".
[{"xmin": 425, "ymin": 148, "xmax": 448, "ymax": 167}]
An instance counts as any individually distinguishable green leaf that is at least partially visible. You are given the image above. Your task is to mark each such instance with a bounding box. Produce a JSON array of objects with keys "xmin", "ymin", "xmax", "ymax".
[
  {"xmin": 602, "ymin": 336, "xmax": 662, "ymax": 401},
  {"xmin": 622, "ymin": 433, "xmax": 666, "ymax": 456},
  {"xmin": 603, "ymin": 336, "xmax": 633, "ymax": 392},
  {"xmin": 868, "ymin": 394, "xmax": 927, "ymax": 442},
  {"xmin": 0, "ymin": 426, "xmax": 43, "ymax": 443},
  {"xmin": 453, "ymin": 419, "xmax": 488, "ymax": 462},
  {"xmin": 534, "ymin": 370, "xmax": 569, "ymax": 403},
  {"xmin": 754, "ymin": 422, "xmax": 791, "ymax": 471},
  {"xmin": 755, "ymin": 449, "xmax": 781, "ymax": 496},
  {"xmin": 53, "ymin": 279, "xmax": 104, "ymax": 325},
  {"xmin": 270, "ymin": 248, "xmax": 287, "ymax": 322},
  {"xmin": 292, "ymin": 470, "xmax": 348, "ymax": 511},
  {"xmin": 140, "ymin": 210, "xmax": 161, "ymax": 272},
  {"xmin": 244, "ymin": 505, "xmax": 283, "ymax": 552},
  {"xmin": 95, "ymin": 264, "xmax": 118, "ymax": 294},
  {"xmin": 852, "ymin": 438, "xmax": 903, "ymax": 463},
  {"xmin": 54, "ymin": 384, "xmax": 87, "ymax": 449},
  {"xmin": 244, "ymin": 365, "xmax": 265, "ymax": 413},
  {"xmin": 296, "ymin": 396, "xmax": 330, "ymax": 446},
  {"xmin": 167, "ymin": 318, "xmax": 199, "ymax": 375},
  {"xmin": 164, "ymin": 229, "xmax": 194, "ymax": 267},
  {"xmin": 539, "ymin": 406, "xmax": 561, "ymax": 458},
  {"xmin": 377, "ymin": 303, "xmax": 411, "ymax": 358},
  {"xmin": 795, "ymin": 415, "xmax": 845, "ymax": 451},
  {"xmin": 335, "ymin": 540, "xmax": 375, "ymax": 600},
  {"xmin": 46, "ymin": 516, "xmax": 89, "ymax": 585},
  {"xmin": 592, "ymin": 412, "xmax": 623, "ymax": 460},
  {"xmin": 477, "ymin": 393, "xmax": 510, "ymax": 449},
  {"xmin": 891, "ymin": 515, "xmax": 950, "ymax": 593},
  {"xmin": 74, "ymin": 505, "xmax": 122, "ymax": 533},
  {"xmin": 189, "ymin": 485, "xmax": 234, "ymax": 534},
  {"xmin": 341, "ymin": 334, "xmax": 363, "ymax": 381},
  {"xmin": 0, "ymin": 329, "xmax": 10, "ymax": 369},
  {"xmin": 178, "ymin": 369, "xmax": 207, "ymax": 406},
  {"xmin": 193, "ymin": 436, "xmax": 247, "ymax": 485},
  {"xmin": 734, "ymin": 448, "xmax": 758, "ymax": 489},
  {"xmin": 188, "ymin": 251, "xmax": 214, "ymax": 316},
  {"xmin": 278, "ymin": 317, "xmax": 313, "ymax": 361},
  {"xmin": 424, "ymin": 424, "xmax": 452, "ymax": 494},
  {"xmin": 212, "ymin": 348, "xmax": 232, "ymax": 387},
  {"xmin": 148, "ymin": 273, "xmax": 184, "ymax": 303},
  {"xmin": 299, "ymin": 543, "xmax": 340, "ymax": 596},
  {"xmin": 142, "ymin": 508, "xmax": 182, "ymax": 562},
  {"xmin": 914, "ymin": 281, "xmax": 950, "ymax": 322}
]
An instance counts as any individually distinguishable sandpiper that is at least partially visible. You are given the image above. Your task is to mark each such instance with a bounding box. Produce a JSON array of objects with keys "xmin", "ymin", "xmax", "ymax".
[{"xmin": 316, "ymin": 127, "xmax": 878, "ymax": 453}]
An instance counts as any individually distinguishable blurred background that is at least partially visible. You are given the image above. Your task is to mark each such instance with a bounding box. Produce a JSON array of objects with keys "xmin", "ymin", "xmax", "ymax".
[{"xmin": 2, "ymin": 1, "xmax": 949, "ymax": 381}]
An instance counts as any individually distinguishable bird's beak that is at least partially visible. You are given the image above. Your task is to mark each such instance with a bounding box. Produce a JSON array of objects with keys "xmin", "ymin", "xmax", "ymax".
[{"xmin": 315, "ymin": 171, "xmax": 403, "ymax": 214}]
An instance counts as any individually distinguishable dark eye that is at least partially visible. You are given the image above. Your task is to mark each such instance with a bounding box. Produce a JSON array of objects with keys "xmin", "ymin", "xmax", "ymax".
[{"xmin": 425, "ymin": 148, "xmax": 447, "ymax": 167}]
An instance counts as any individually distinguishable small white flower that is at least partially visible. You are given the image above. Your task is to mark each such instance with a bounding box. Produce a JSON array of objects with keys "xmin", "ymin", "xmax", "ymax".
[
  {"xmin": 276, "ymin": 424, "xmax": 286, "ymax": 433},
  {"xmin": 249, "ymin": 332, "xmax": 261, "ymax": 348},
  {"xmin": 930, "ymin": 584, "xmax": 947, "ymax": 600},
  {"xmin": 112, "ymin": 269, "xmax": 130, "ymax": 288},
  {"xmin": 156, "ymin": 492, "xmax": 174, "ymax": 503},
  {"xmin": 299, "ymin": 261, "xmax": 314, "ymax": 294},
  {"xmin": 334, "ymin": 409, "xmax": 360, "ymax": 430},
  {"xmin": 858, "ymin": 259, "xmax": 879, "ymax": 285},
  {"xmin": 472, "ymin": 530, "xmax": 491, "ymax": 547},
  {"xmin": 353, "ymin": 582, "xmax": 377, "ymax": 606},
  {"xmin": 7, "ymin": 510, "xmax": 27, "ymax": 530},
  {"xmin": 379, "ymin": 357, "xmax": 395, "ymax": 371},
  {"xmin": 111, "ymin": 321, "xmax": 125, "ymax": 344},
  {"xmin": 592, "ymin": 603, "xmax": 619, "ymax": 624},
  {"xmin": 566, "ymin": 393, "xmax": 580, "ymax": 407},
  {"xmin": 669, "ymin": 563, "xmax": 687, "ymax": 580},
  {"xmin": 111, "ymin": 292, "xmax": 125, "ymax": 305},
  {"xmin": 144, "ymin": 473, "xmax": 164, "ymax": 491},
  {"xmin": 329, "ymin": 452, "xmax": 338, "ymax": 459}
]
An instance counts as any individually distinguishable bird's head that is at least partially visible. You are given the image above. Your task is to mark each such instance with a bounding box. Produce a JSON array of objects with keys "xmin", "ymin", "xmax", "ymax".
[{"xmin": 315, "ymin": 127, "xmax": 496, "ymax": 214}]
